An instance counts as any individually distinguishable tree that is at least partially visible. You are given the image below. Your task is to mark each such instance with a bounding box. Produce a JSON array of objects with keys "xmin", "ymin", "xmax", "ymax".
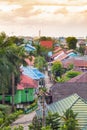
[
  {"xmin": 61, "ymin": 109, "xmax": 79, "ymax": 130},
  {"xmin": 39, "ymin": 37, "xmax": 52, "ymax": 41},
  {"xmin": 28, "ymin": 116, "xmax": 42, "ymax": 130},
  {"xmin": 34, "ymin": 44, "xmax": 50, "ymax": 60},
  {"xmin": 78, "ymin": 46, "xmax": 85, "ymax": 55},
  {"xmin": 0, "ymin": 32, "xmax": 27, "ymax": 110},
  {"xmin": 66, "ymin": 37, "xmax": 77, "ymax": 49},
  {"xmin": 34, "ymin": 56, "xmax": 46, "ymax": 72},
  {"xmin": 51, "ymin": 61, "xmax": 63, "ymax": 79},
  {"xmin": 46, "ymin": 111, "xmax": 60, "ymax": 130}
]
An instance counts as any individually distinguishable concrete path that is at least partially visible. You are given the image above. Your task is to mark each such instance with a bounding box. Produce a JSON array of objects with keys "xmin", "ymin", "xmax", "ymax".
[{"xmin": 11, "ymin": 111, "xmax": 36, "ymax": 130}]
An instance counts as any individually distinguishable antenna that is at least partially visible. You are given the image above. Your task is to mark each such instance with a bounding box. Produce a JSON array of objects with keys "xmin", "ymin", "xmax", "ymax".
[{"xmin": 39, "ymin": 30, "xmax": 41, "ymax": 38}]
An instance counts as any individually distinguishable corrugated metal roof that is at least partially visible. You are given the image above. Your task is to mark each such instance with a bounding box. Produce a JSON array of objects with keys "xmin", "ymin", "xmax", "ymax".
[
  {"xmin": 48, "ymin": 93, "xmax": 79, "ymax": 115},
  {"xmin": 21, "ymin": 66, "xmax": 45, "ymax": 80},
  {"xmin": 36, "ymin": 94, "xmax": 87, "ymax": 130}
]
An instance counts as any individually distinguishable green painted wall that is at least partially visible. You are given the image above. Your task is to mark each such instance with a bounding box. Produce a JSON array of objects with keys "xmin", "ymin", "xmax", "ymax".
[
  {"xmin": 0, "ymin": 88, "xmax": 35, "ymax": 104},
  {"xmin": 21, "ymin": 88, "xmax": 34, "ymax": 102},
  {"xmin": 10, "ymin": 88, "xmax": 35, "ymax": 104}
]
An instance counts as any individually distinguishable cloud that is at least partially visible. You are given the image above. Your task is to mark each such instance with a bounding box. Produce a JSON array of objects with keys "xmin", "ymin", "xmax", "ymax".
[{"xmin": 0, "ymin": 0, "xmax": 87, "ymax": 37}]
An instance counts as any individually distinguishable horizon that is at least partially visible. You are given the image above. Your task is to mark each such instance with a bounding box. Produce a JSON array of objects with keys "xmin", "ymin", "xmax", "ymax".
[{"xmin": 0, "ymin": 0, "xmax": 87, "ymax": 37}]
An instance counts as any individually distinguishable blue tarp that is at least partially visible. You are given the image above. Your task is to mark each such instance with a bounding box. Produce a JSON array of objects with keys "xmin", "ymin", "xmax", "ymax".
[{"xmin": 21, "ymin": 66, "xmax": 45, "ymax": 80}]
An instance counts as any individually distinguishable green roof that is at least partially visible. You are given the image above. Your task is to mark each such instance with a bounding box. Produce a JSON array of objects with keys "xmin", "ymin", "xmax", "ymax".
[{"xmin": 36, "ymin": 93, "xmax": 87, "ymax": 130}]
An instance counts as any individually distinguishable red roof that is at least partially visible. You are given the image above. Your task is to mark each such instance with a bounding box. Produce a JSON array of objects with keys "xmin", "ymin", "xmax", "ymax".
[
  {"xmin": 17, "ymin": 84, "xmax": 24, "ymax": 90},
  {"xmin": 40, "ymin": 41, "xmax": 53, "ymax": 48},
  {"xmin": 17, "ymin": 74, "xmax": 38, "ymax": 90}
]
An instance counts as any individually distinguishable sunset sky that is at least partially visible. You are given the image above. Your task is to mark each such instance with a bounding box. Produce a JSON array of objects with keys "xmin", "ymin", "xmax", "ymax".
[{"xmin": 0, "ymin": 0, "xmax": 87, "ymax": 37}]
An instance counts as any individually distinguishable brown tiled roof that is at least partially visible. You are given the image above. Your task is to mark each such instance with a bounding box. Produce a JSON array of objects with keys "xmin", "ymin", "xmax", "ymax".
[
  {"xmin": 68, "ymin": 72, "xmax": 87, "ymax": 82},
  {"xmin": 50, "ymin": 82, "xmax": 87, "ymax": 102},
  {"xmin": 63, "ymin": 58, "xmax": 87, "ymax": 68}
]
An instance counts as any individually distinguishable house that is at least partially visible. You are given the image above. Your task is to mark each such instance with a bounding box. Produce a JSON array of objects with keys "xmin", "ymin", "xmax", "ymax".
[
  {"xmin": 0, "ymin": 66, "xmax": 45, "ymax": 105},
  {"xmin": 40, "ymin": 41, "xmax": 53, "ymax": 48},
  {"xmin": 50, "ymin": 82, "xmax": 87, "ymax": 102},
  {"xmin": 13, "ymin": 74, "xmax": 38, "ymax": 104},
  {"xmin": 62, "ymin": 57, "xmax": 87, "ymax": 71},
  {"xmin": 36, "ymin": 94, "xmax": 87, "ymax": 130},
  {"xmin": 51, "ymin": 48, "xmax": 77, "ymax": 62},
  {"xmin": 68, "ymin": 72, "xmax": 87, "ymax": 82}
]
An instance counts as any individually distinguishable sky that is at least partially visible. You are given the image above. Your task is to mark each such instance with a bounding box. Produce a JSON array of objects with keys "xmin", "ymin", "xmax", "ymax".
[{"xmin": 0, "ymin": 0, "xmax": 87, "ymax": 37}]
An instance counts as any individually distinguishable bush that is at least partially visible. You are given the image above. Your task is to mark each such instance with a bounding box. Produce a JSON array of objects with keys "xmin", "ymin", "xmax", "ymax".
[
  {"xmin": 66, "ymin": 71, "xmax": 80, "ymax": 78},
  {"xmin": 0, "ymin": 110, "xmax": 23, "ymax": 128},
  {"xmin": 0, "ymin": 104, "xmax": 11, "ymax": 115}
]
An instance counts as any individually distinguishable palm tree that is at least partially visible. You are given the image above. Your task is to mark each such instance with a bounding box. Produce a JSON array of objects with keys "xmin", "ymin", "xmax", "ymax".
[
  {"xmin": 46, "ymin": 111, "xmax": 60, "ymax": 130},
  {"xmin": 34, "ymin": 56, "xmax": 46, "ymax": 72},
  {"xmin": 0, "ymin": 33, "xmax": 27, "ymax": 110},
  {"xmin": 5, "ymin": 39, "xmax": 27, "ymax": 111},
  {"xmin": 61, "ymin": 109, "xmax": 79, "ymax": 130}
]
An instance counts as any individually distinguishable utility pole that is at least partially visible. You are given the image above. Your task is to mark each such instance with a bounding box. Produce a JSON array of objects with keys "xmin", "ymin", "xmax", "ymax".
[
  {"xmin": 42, "ymin": 93, "xmax": 46, "ymax": 127},
  {"xmin": 39, "ymin": 88, "xmax": 46, "ymax": 127},
  {"xmin": 12, "ymin": 72, "xmax": 15, "ymax": 112}
]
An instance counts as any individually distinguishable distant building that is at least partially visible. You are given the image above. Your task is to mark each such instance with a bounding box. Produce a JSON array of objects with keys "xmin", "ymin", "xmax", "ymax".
[{"xmin": 40, "ymin": 41, "xmax": 53, "ymax": 48}]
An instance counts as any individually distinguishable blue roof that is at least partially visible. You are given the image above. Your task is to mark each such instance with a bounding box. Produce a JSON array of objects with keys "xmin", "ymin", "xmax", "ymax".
[
  {"xmin": 25, "ymin": 44, "xmax": 36, "ymax": 52},
  {"xmin": 67, "ymin": 52, "xmax": 77, "ymax": 57},
  {"xmin": 21, "ymin": 66, "xmax": 45, "ymax": 80},
  {"xmin": 32, "ymin": 68, "xmax": 45, "ymax": 79}
]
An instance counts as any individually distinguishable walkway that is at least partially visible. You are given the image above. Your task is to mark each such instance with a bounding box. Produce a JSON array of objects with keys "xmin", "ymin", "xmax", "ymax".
[{"xmin": 11, "ymin": 111, "xmax": 36, "ymax": 130}]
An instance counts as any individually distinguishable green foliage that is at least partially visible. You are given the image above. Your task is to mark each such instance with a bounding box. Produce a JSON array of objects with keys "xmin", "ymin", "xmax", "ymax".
[
  {"xmin": 13, "ymin": 125, "xmax": 24, "ymax": 130},
  {"xmin": 0, "ymin": 104, "xmax": 11, "ymax": 115},
  {"xmin": 46, "ymin": 112, "xmax": 60, "ymax": 130},
  {"xmin": 0, "ymin": 125, "xmax": 24, "ymax": 130},
  {"xmin": 34, "ymin": 44, "xmax": 50, "ymax": 59},
  {"xmin": 40, "ymin": 37, "xmax": 52, "ymax": 41},
  {"xmin": 66, "ymin": 71, "xmax": 80, "ymax": 78},
  {"xmin": 78, "ymin": 46, "xmax": 85, "ymax": 55},
  {"xmin": 28, "ymin": 116, "xmax": 42, "ymax": 130},
  {"xmin": 51, "ymin": 61, "xmax": 63, "ymax": 78},
  {"xmin": 0, "ymin": 32, "xmax": 27, "ymax": 106},
  {"xmin": 67, "ymin": 64, "xmax": 74, "ymax": 70},
  {"xmin": 66, "ymin": 37, "xmax": 77, "ymax": 49},
  {"xmin": 34, "ymin": 56, "xmax": 46, "ymax": 71},
  {"xmin": 24, "ymin": 100, "xmax": 38, "ymax": 114},
  {"xmin": 56, "ymin": 77, "xmax": 65, "ymax": 82},
  {"xmin": 29, "ymin": 111, "xmax": 60, "ymax": 130},
  {"xmin": 0, "ymin": 110, "xmax": 23, "ymax": 128},
  {"xmin": 41, "ymin": 126, "xmax": 52, "ymax": 130},
  {"xmin": 61, "ymin": 109, "xmax": 79, "ymax": 130}
]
